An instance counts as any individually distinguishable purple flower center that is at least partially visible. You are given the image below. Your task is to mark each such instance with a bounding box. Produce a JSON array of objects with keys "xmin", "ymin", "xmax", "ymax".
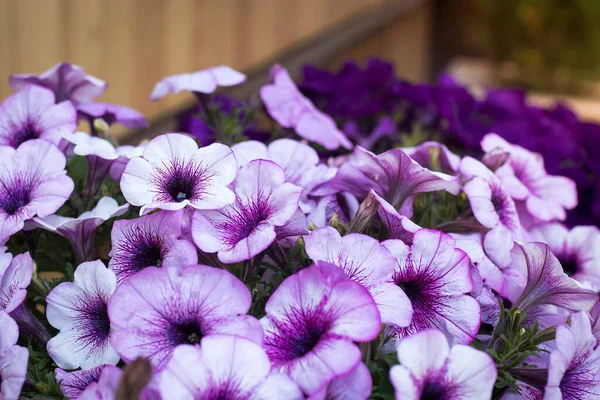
[
  {"xmin": 559, "ymin": 256, "xmax": 578, "ymax": 275},
  {"xmin": 420, "ymin": 382, "xmax": 446, "ymax": 400},
  {"xmin": 73, "ymin": 292, "xmax": 111, "ymax": 357},
  {"xmin": 152, "ymin": 159, "xmax": 210, "ymax": 204},
  {"xmin": 219, "ymin": 197, "xmax": 271, "ymax": 248},
  {"xmin": 0, "ymin": 177, "xmax": 32, "ymax": 215},
  {"xmin": 114, "ymin": 229, "xmax": 165, "ymax": 281},
  {"xmin": 168, "ymin": 322, "xmax": 204, "ymax": 345},
  {"xmin": 491, "ymin": 187, "xmax": 511, "ymax": 226},
  {"xmin": 265, "ymin": 304, "xmax": 330, "ymax": 364},
  {"xmin": 10, "ymin": 125, "xmax": 39, "ymax": 148},
  {"xmin": 398, "ymin": 280, "xmax": 423, "ymax": 302}
]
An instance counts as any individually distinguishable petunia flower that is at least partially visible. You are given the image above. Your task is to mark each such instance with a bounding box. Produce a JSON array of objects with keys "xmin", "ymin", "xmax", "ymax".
[
  {"xmin": 372, "ymin": 190, "xmax": 419, "ymax": 243},
  {"xmin": 231, "ymin": 138, "xmax": 327, "ymax": 213},
  {"xmin": 0, "ymin": 249, "xmax": 33, "ymax": 313},
  {"xmin": 30, "ymin": 197, "xmax": 128, "ymax": 264},
  {"xmin": 9, "ymin": 62, "xmax": 107, "ymax": 105},
  {"xmin": 0, "ymin": 312, "xmax": 29, "ymax": 400},
  {"xmin": 0, "ymin": 84, "xmax": 76, "ymax": 149},
  {"xmin": 390, "ymin": 329, "xmax": 497, "ymax": 400},
  {"xmin": 382, "ymin": 229, "xmax": 480, "ymax": 348},
  {"xmin": 77, "ymin": 365, "xmax": 124, "ymax": 400},
  {"xmin": 529, "ymin": 223, "xmax": 600, "ymax": 290},
  {"xmin": 55, "ymin": 365, "xmax": 110, "ymax": 399},
  {"xmin": 192, "ymin": 159, "xmax": 302, "ymax": 263},
  {"xmin": 159, "ymin": 335, "xmax": 302, "ymax": 399},
  {"xmin": 544, "ymin": 311, "xmax": 600, "ymax": 399},
  {"xmin": 151, "ymin": 66, "xmax": 246, "ymax": 100},
  {"xmin": 46, "ymin": 260, "xmax": 119, "ymax": 370},
  {"xmin": 305, "ymin": 226, "xmax": 412, "ymax": 328},
  {"xmin": 307, "ymin": 192, "xmax": 359, "ymax": 228},
  {"xmin": 511, "ymin": 242, "xmax": 598, "ymax": 314},
  {"xmin": 461, "ymin": 156, "xmax": 521, "ymax": 268},
  {"xmin": 108, "ymin": 264, "xmax": 262, "ymax": 369},
  {"xmin": 0, "ymin": 140, "xmax": 73, "ymax": 243},
  {"xmin": 481, "ymin": 133, "xmax": 577, "ymax": 222},
  {"xmin": 314, "ymin": 146, "xmax": 460, "ymax": 212},
  {"xmin": 108, "ymin": 209, "xmax": 197, "ymax": 283},
  {"xmin": 77, "ymin": 102, "xmax": 148, "ymax": 129},
  {"xmin": 262, "ymin": 263, "xmax": 381, "ymax": 395},
  {"xmin": 121, "ymin": 133, "xmax": 237, "ymax": 215},
  {"xmin": 260, "ymin": 65, "xmax": 353, "ymax": 150},
  {"xmin": 109, "ymin": 144, "xmax": 145, "ymax": 182},
  {"xmin": 309, "ymin": 362, "xmax": 372, "ymax": 400},
  {"xmin": 62, "ymin": 131, "xmax": 120, "ymax": 205},
  {"xmin": 403, "ymin": 141, "xmax": 461, "ymax": 173}
]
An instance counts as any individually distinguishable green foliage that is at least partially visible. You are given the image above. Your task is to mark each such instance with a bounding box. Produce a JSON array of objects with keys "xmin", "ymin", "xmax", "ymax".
[
  {"xmin": 412, "ymin": 191, "xmax": 471, "ymax": 229},
  {"xmin": 22, "ymin": 341, "xmax": 64, "ymax": 399}
]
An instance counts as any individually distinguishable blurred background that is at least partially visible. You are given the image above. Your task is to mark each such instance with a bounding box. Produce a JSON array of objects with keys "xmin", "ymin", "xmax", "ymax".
[{"xmin": 2, "ymin": 0, "xmax": 600, "ymax": 134}]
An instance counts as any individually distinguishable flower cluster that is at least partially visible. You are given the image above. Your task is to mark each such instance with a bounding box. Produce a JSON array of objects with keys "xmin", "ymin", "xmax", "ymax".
[{"xmin": 0, "ymin": 60, "xmax": 598, "ymax": 400}]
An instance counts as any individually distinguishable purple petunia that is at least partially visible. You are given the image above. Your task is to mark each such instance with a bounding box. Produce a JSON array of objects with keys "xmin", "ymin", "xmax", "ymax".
[
  {"xmin": 77, "ymin": 102, "xmax": 148, "ymax": 129},
  {"xmin": 10, "ymin": 62, "xmax": 107, "ymax": 105},
  {"xmin": 314, "ymin": 146, "xmax": 460, "ymax": 213},
  {"xmin": 510, "ymin": 242, "xmax": 598, "ymax": 313},
  {"xmin": 108, "ymin": 265, "xmax": 262, "ymax": 369},
  {"xmin": 528, "ymin": 223, "xmax": 600, "ymax": 290},
  {"xmin": 159, "ymin": 335, "xmax": 302, "ymax": 399},
  {"xmin": 390, "ymin": 329, "xmax": 497, "ymax": 400},
  {"xmin": 46, "ymin": 260, "xmax": 119, "ymax": 369},
  {"xmin": 121, "ymin": 133, "xmax": 237, "ymax": 215},
  {"xmin": 0, "ymin": 312, "xmax": 29, "ymax": 400},
  {"xmin": 151, "ymin": 66, "xmax": 246, "ymax": 100},
  {"xmin": 461, "ymin": 156, "xmax": 521, "ymax": 267},
  {"xmin": 403, "ymin": 141, "xmax": 461, "ymax": 173},
  {"xmin": 260, "ymin": 65, "xmax": 353, "ymax": 150},
  {"xmin": 310, "ymin": 362, "xmax": 373, "ymax": 400},
  {"xmin": 30, "ymin": 197, "xmax": 128, "ymax": 265},
  {"xmin": 262, "ymin": 263, "xmax": 381, "ymax": 395},
  {"xmin": 382, "ymin": 229, "xmax": 480, "ymax": 348},
  {"xmin": 545, "ymin": 311, "xmax": 600, "ymax": 399},
  {"xmin": 0, "ymin": 84, "xmax": 76, "ymax": 149},
  {"xmin": 108, "ymin": 209, "xmax": 197, "ymax": 283},
  {"xmin": 0, "ymin": 140, "xmax": 73, "ymax": 243},
  {"xmin": 305, "ymin": 226, "xmax": 412, "ymax": 328},
  {"xmin": 481, "ymin": 133, "xmax": 577, "ymax": 222},
  {"xmin": 192, "ymin": 159, "xmax": 302, "ymax": 263}
]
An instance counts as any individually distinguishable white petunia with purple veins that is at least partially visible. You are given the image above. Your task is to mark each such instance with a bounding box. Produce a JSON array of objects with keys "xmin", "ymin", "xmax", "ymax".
[
  {"xmin": 121, "ymin": 133, "xmax": 237, "ymax": 215},
  {"xmin": 390, "ymin": 329, "xmax": 497, "ymax": 400},
  {"xmin": 109, "ymin": 209, "xmax": 197, "ymax": 283},
  {"xmin": 55, "ymin": 365, "xmax": 110, "ymax": 399},
  {"xmin": 262, "ymin": 263, "xmax": 381, "ymax": 395},
  {"xmin": 0, "ymin": 84, "xmax": 76, "ymax": 149},
  {"xmin": 151, "ymin": 66, "xmax": 246, "ymax": 100},
  {"xmin": 0, "ymin": 139, "xmax": 73, "ymax": 243},
  {"xmin": 108, "ymin": 265, "xmax": 262, "ymax": 369},
  {"xmin": 382, "ymin": 229, "xmax": 481, "ymax": 349},
  {"xmin": 30, "ymin": 197, "xmax": 129, "ymax": 265},
  {"xmin": 192, "ymin": 159, "xmax": 302, "ymax": 263},
  {"xmin": 46, "ymin": 260, "xmax": 119, "ymax": 370},
  {"xmin": 0, "ymin": 249, "xmax": 34, "ymax": 313},
  {"xmin": 159, "ymin": 335, "xmax": 302, "ymax": 400},
  {"xmin": 0, "ymin": 312, "xmax": 29, "ymax": 400},
  {"xmin": 305, "ymin": 226, "xmax": 413, "ymax": 328}
]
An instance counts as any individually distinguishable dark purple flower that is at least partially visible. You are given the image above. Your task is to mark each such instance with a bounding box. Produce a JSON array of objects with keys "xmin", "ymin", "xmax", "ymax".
[
  {"xmin": 121, "ymin": 133, "xmax": 237, "ymax": 215},
  {"xmin": 9, "ymin": 62, "xmax": 107, "ymax": 105},
  {"xmin": 390, "ymin": 329, "xmax": 497, "ymax": 399},
  {"xmin": 382, "ymin": 229, "xmax": 480, "ymax": 348},
  {"xmin": 0, "ymin": 140, "xmax": 73, "ymax": 243},
  {"xmin": 260, "ymin": 65, "xmax": 353, "ymax": 150},
  {"xmin": 46, "ymin": 260, "xmax": 119, "ymax": 369},
  {"xmin": 77, "ymin": 102, "xmax": 148, "ymax": 129},
  {"xmin": 0, "ymin": 84, "xmax": 76, "ymax": 149},
  {"xmin": 192, "ymin": 159, "xmax": 302, "ymax": 263},
  {"xmin": 109, "ymin": 209, "xmax": 197, "ymax": 283},
  {"xmin": 262, "ymin": 263, "xmax": 381, "ymax": 395},
  {"xmin": 159, "ymin": 336, "xmax": 302, "ymax": 399},
  {"xmin": 109, "ymin": 265, "xmax": 262, "ymax": 369},
  {"xmin": 30, "ymin": 197, "xmax": 128, "ymax": 265}
]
